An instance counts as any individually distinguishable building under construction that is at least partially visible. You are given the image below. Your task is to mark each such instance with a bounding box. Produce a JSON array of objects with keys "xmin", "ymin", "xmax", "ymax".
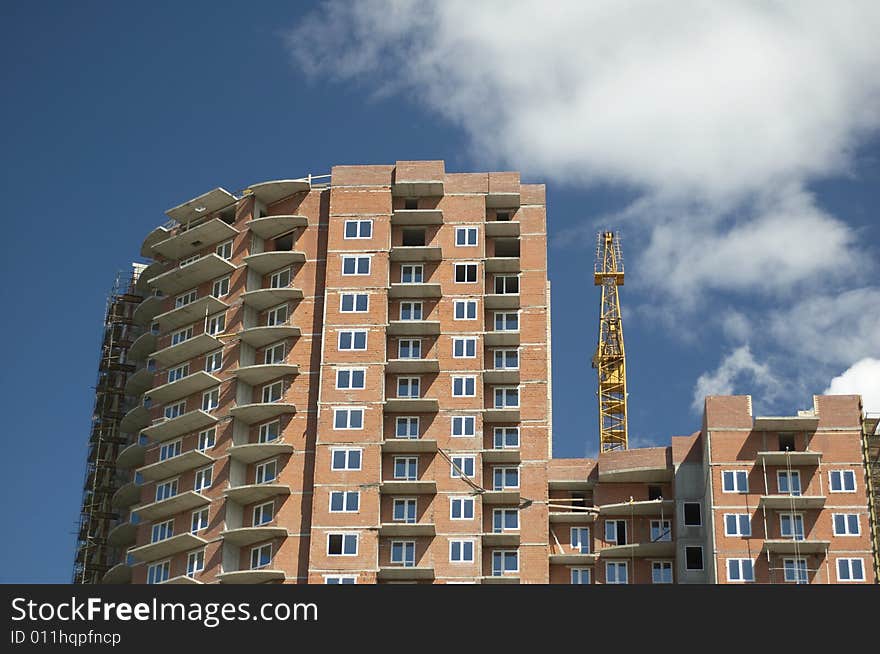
[{"xmin": 73, "ymin": 160, "xmax": 879, "ymax": 584}]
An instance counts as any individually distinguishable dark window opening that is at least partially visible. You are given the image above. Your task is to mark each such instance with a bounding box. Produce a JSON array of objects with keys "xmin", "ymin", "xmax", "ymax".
[
  {"xmin": 683, "ymin": 502, "xmax": 701, "ymax": 526},
  {"xmin": 496, "ymin": 212, "xmax": 511, "ymax": 222},
  {"xmin": 571, "ymin": 492, "xmax": 586, "ymax": 508},
  {"xmin": 685, "ymin": 546, "xmax": 704, "ymax": 570},
  {"xmin": 404, "ymin": 198, "xmax": 419, "ymax": 210},
  {"xmin": 327, "ymin": 534, "xmax": 343, "ymax": 555},
  {"xmin": 778, "ymin": 433, "xmax": 796, "ymax": 452},
  {"xmin": 648, "ymin": 486, "xmax": 663, "ymax": 501},
  {"xmin": 494, "ymin": 238, "xmax": 520, "ymax": 257},
  {"xmin": 274, "ymin": 233, "xmax": 294, "ymax": 251},
  {"xmin": 402, "ymin": 228, "xmax": 426, "ymax": 246}
]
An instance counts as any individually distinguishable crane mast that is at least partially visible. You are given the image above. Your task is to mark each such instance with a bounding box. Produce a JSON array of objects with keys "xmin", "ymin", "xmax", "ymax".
[{"xmin": 591, "ymin": 231, "xmax": 628, "ymax": 452}]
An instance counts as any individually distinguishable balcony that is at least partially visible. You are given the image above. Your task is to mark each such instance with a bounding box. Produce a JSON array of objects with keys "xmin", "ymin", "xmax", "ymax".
[
  {"xmin": 133, "ymin": 491, "xmax": 210, "ymax": 522},
  {"xmin": 381, "ymin": 438, "xmax": 438, "ymax": 454},
  {"xmin": 151, "ymin": 218, "xmax": 239, "ymax": 260},
  {"xmin": 147, "ymin": 371, "xmax": 220, "ymax": 405},
  {"xmin": 385, "ymin": 358, "xmax": 440, "ymax": 374},
  {"xmin": 224, "ymin": 483, "xmax": 292, "ymax": 505},
  {"xmin": 162, "ymin": 575, "xmax": 203, "ymax": 585},
  {"xmin": 246, "ymin": 214, "xmax": 308, "ymax": 240},
  {"xmin": 150, "ymin": 333, "xmax": 223, "ymax": 369},
  {"xmin": 379, "ymin": 523, "xmax": 436, "ymax": 537},
  {"xmin": 482, "ymin": 449, "xmax": 521, "ymax": 464},
  {"xmin": 484, "ymin": 294, "xmax": 520, "ymax": 310},
  {"xmin": 482, "ymin": 532, "xmax": 520, "ymax": 547},
  {"xmin": 484, "ymin": 331, "xmax": 519, "ymax": 347},
  {"xmin": 111, "ymin": 479, "xmax": 141, "ymax": 508},
  {"xmin": 600, "ymin": 541, "xmax": 675, "ymax": 558},
  {"xmin": 481, "ymin": 490, "xmax": 521, "ymax": 505},
  {"xmin": 483, "ymin": 369, "xmax": 519, "ymax": 385},
  {"xmin": 102, "ymin": 562, "xmax": 132, "ymax": 585},
  {"xmin": 217, "ymin": 569, "xmax": 287, "ymax": 584},
  {"xmin": 390, "ymin": 246, "xmax": 443, "ymax": 262},
  {"xmin": 165, "ymin": 187, "xmax": 238, "ymax": 224},
  {"xmin": 116, "ymin": 440, "xmax": 147, "ymax": 468},
  {"xmin": 237, "ymin": 325, "xmax": 301, "ymax": 349},
  {"xmin": 124, "ymin": 366, "xmax": 155, "ymax": 397},
  {"xmin": 383, "ymin": 398, "xmax": 440, "ymax": 413},
  {"xmin": 482, "ymin": 576, "xmax": 519, "ymax": 584},
  {"xmin": 141, "ymin": 410, "xmax": 218, "ymax": 443},
  {"xmin": 485, "ymin": 221, "xmax": 520, "ymax": 238},
  {"xmin": 549, "ymin": 552, "xmax": 599, "ymax": 565},
  {"xmin": 140, "ymin": 225, "xmax": 172, "ymax": 259},
  {"xmin": 599, "ymin": 500, "xmax": 675, "ymax": 516},
  {"xmin": 756, "ymin": 451, "xmax": 822, "ymax": 466},
  {"xmin": 221, "ymin": 526, "xmax": 288, "ymax": 547},
  {"xmin": 231, "ymin": 364, "xmax": 300, "ymax": 387},
  {"xmin": 243, "ymin": 250, "xmax": 306, "ymax": 275},
  {"xmin": 759, "ymin": 495, "xmax": 826, "ymax": 510},
  {"xmin": 486, "ymin": 190, "xmax": 520, "ymax": 209},
  {"xmin": 485, "ymin": 257, "xmax": 520, "ymax": 273},
  {"xmin": 482, "ymin": 408, "xmax": 520, "ymax": 423},
  {"xmin": 229, "ymin": 402, "xmax": 297, "ymax": 425},
  {"xmin": 387, "ymin": 320, "xmax": 441, "ymax": 336},
  {"xmin": 246, "ymin": 178, "xmax": 311, "ymax": 205},
  {"xmin": 137, "ymin": 450, "xmax": 214, "ymax": 482},
  {"xmin": 391, "ymin": 209, "xmax": 443, "ymax": 225},
  {"xmin": 227, "ymin": 441, "xmax": 295, "ymax": 465},
  {"xmin": 753, "ymin": 415, "xmax": 821, "ymax": 432},
  {"xmin": 549, "ymin": 511, "xmax": 598, "ymax": 524},
  {"xmin": 378, "ymin": 567, "xmax": 435, "ymax": 582},
  {"xmin": 380, "ymin": 480, "xmax": 437, "ymax": 495},
  {"xmin": 154, "ymin": 296, "xmax": 229, "ymax": 333},
  {"xmin": 391, "ymin": 176, "xmax": 444, "ymax": 197},
  {"xmin": 598, "ymin": 463, "xmax": 673, "ymax": 484},
  {"xmin": 762, "ymin": 539, "xmax": 831, "ymax": 554},
  {"xmin": 120, "ymin": 405, "xmax": 150, "ymax": 433},
  {"xmin": 132, "ymin": 294, "xmax": 164, "ymax": 327},
  {"xmin": 107, "ymin": 520, "xmax": 138, "ymax": 547},
  {"xmin": 128, "ymin": 332, "xmax": 158, "ymax": 361},
  {"xmin": 136, "ymin": 262, "xmax": 169, "ymax": 295},
  {"xmin": 129, "ymin": 533, "xmax": 209, "ymax": 563},
  {"xmin": 147, "ymin": 254, "xmax": 237, "ymax": 296},
  {"xmin": 240, "ymin": 287, "xmax": 304, "ymax": 312},
  {"xmin": 388, "ymin": 283, "xmax": 442, "ymax": 299}
]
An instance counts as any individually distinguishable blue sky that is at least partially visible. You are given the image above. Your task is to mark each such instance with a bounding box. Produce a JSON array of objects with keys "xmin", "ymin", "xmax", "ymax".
[{"xmin": 1, "ymin": 1, "xmax": 878, "ymax": 582}]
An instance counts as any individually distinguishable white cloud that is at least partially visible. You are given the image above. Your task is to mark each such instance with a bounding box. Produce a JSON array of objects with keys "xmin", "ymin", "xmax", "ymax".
[
  {"xmin": 692, "ymin": 346, "xmax": 778, "ymax": 412},
  {"xmin": 824, "ymin": 358, "xmax": 880, "ymax": 413}
]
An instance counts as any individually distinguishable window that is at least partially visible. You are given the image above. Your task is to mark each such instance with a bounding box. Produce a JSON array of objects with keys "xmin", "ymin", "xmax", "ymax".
[
  {"xmin": 264, "ymin": 341, "xmax": 285, "ymax": 364},
  {"xmin": 783, "ymin": 557, "xmax": 808, "ymax": 584},
  {"xmin": 330, "ymin": 491, "xmax": 360, "ymax": 513},
  {"xmin": 450, "ymin": 539, "xmax": 475, "ymax": 563},
  {"xmin": 392, "ymin": 498, "xmax": 417, "ymax": 523},
  {"xmin": 778, "ymin": 433, "xmax": 796, "ymax": 451},
  {"xmin": 493, "ymin": 508, "xmax": 519, "ymax": 532},
  {"xmin": 344, "ymin": 219, "xmax": 372, "ymax": 239},
  {"xmin": 398, "ymin": 339, "xmax": 421, "ymax": 359},
  {"xmin": 605, "ymin": 520, "xmax": 627, "ymax": 545},
  {"xmin": 724, "ymin": 514, "xmax": 751, "ymax": 537},
  {"xmin": 837, "ymin": 558, "xmax": 865, "ymax": 582},
  {"xmin": 269, "ymin": 268, "xmax": 291, "ymax": 289},
  {"xmin": 494, "ymin": 427, "xmax": 519, "ymax": 449},
  {"xmin": 685, "ymin": 546, "xmax": 704, "ymax": 571},
  {"xmin": 453, "ymin": 337, "xmax": 477, "ymax": 358},
  {"xmin": 394, "ymin": 457, "xmax": 418, "ymax": 480},
  {"xmin": 780, "ymin": 513, "xmax": 805, "ymax": 541},
  {"xmin": 340, "ymin": 293, "xmax": 368, "ymax": 312},
  {"xmin": 452, "ymin": 375, "xmax": 477, "ymax": 397},
  {"xmin": 338, "ymin": 330, "xmax": 367, "ymax": 351},
  {"xmin": 829, "ymin": 470, "xmax": 856, "ymax": 492},
  {"xmin": 163, "ymin": 400, "xmax": 185, "ymax": 420},
  {"xmin": 391, "ymin": 540, "xmax": 415, "ymax": 566},
  {"xmin": 650, "ymin": 519, "xmax": 672, "ymax": 542},
  {"xmin": 455, "ymin": 227, "xmax": 478, "ymax": 246},
  {"xmin": 204, "ymin": 349, "xmax": 222, "ymax": 373},
  {"xmin": 262, "ymin": 381, "xmax": 283, "ymax": 403},
  {"xmin": 399, "ymin": 301, "xmax": 423, "ymax": 321},
  {"xmin": 652, "ymin": 561, "xmax": 673, "ymax": 584},
  {"xmin": 147, "ymin": 561, "xmax": 171, "ymax": 585},
  {"xmin": 266, "ymin": 304, "xmax": 288, "ymax": 326},
  {"xmin": 722, "ymin": 470, "xmax": 749, "ymax": 493},
  {"xmin": 255, "ymin": 459, "xmax": 277, "ymax": 484},
  {"xmin": 155, "ymin": 479, "xmax": 178, "ymax": 502},
  {"xmin": 494, "ymin": 387, "xmax": 519, "ymax": 408},
  {"xmin": 452, "ymin": 415, "xmax": 476, "ymax": 437},
  {"xmin": 151, "ymin": 519, "xmax": 174, "ymax": 543},
  {"xmin": 778, "ymin": 470, "xmax": 801, "ymax": 496},
  {"xmin": 492, "ymin": 550, "xmax": 518, "ymax": 576},
  {"xmin": 206, "ymin": 312, "xmax": 225, "ymax": 336},
  {"xmin": 454, "ymin": 300, "xmax": 478, "ymax": 320},
  {"xmin": 451, "ymin": 456, "xmax": 475, "ymax": 478},
  {"xmin": 194, "ymin": 465, "xmax": 212, "ymax": 492},
  {"xmin": 341, "ymin": 255, "xmax": 370, "ymax": 275},
  {"xmin": 197, "ymin": 428, "xmax": 216, "ymax": 451},
  {"xmin": 186, "ymin": 549, "xmax": 205, "ymax": 577},
  {"xmin": 212, "ymin": 275, "xmax": 230, "ymax": 298},
  {"xmin": 450, "ymin": 497, "xmax": 475, "ymax": 520},
  {"xmin": 167, "ymin": 363, "xmax": 189, "ymax": 384},
  {"xmin": 253, "ymin": 501, "xmax": 274, "ymax": 526},
  {"xmin": 683, "ymin": 502, "xmax": 702, "ymax": 527},
  {"xmin": 201, "ymin": 388, "xmax": 219, "ymax": 412},
  {"xmin": 493, "ymin": 466, "xmax": 519, "ymax": 489},
  {"xmin": 331, "ymin": 448, "xmax": 362, "ymax": 471},
  {"xmin": 571, "ymin": 527, "xmax": 591, "ymax": 553},
  {"xmin": 400, "ymin": 264, "xmax": 423, "ymax": 284},
  {"xmin": 175, "ymin": 289, "xmax": 197, "ymax": 309},
  {"xmin": 727, "ymin": 558, "xmax": 755, "ymax": 582},
  {"xmin": 336, "ymin": 368, "xmax": 366, "ymax": 390},
  {"xmin": 216, "ymin": 239, "xmax": 233, "ymax": 260},
  {"xmin": 454, "ymin": 263, "xmax": 478, "ymax": 283},
  {"xmin": 171, "ymin": 326, "xmax": 193, "ymax": 346},
  {"xmin": 159, "ymin": 440, "xmax": 181, "ymax": 461},
  {"xmin": 397, "ymin": 377, "xmax": 420, "ymax": 398},
  {"xmin": 494, "ymin": 275, "xmax": 519, "ymax": 295},
  {"xmin": 494, "ymin": 349, "xmax": 519, "ymax": 369},
  {"xmin": 648, "ymin": 485, "xmax": 663, "ymax": 501},
  {"xmin": 334, "ymin": 408, "xmax": 364, "ymax": 430},
  {"xmin": 494, "ymin": 312, "xmax": 518, "ymax": 331},
  {"xmin": 325, "ymin": 576, "xmax": 356, "ymax": 584},
  {"xmin": 404, "ymin": 198, "xmax": 418, "ymax": 210},
  {"xmin": 327, "ymin": 534, "xmax": 358, "ymax": 556},
  {"xmin": 571, "ymin": 568, "xmax": 591, "ymax": 585},
  {"xmin": 251, "ymin": 544, "xmax": 272, "ymax": 569},
  {"xmin": 258, "ymin": 420, "xmax": 280, "ymax": 443},
  {"xmin": 395, "ymin": 416, "xmax": 419, "ymax": 439},
  {"xmin": 832, "ymin": 513, "xmax": 860, "ymax": 536},
  {"xmin": 191, "ymin": 508, "xmax": 208, "ymax": 533},
  {"xmin": 180, "ymin": 254, "xmax": 200, "ymax": 267}
]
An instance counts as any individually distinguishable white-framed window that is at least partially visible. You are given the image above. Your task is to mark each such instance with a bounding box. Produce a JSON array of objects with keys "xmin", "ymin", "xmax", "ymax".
[
  {"xmin": 191, "ymin": 507, "xmax": 208, "ymax": 533},
  {"xmin": 340, "ymin": 293, "xmax": 368, "ymax": 312},
  {"xmin": 155, "ymin": 478, "xmax": 178, "ymax": 502},
  {"xmin": 606, "ymin": 561, "xmax": 629, "ymax": 584},
  {"xmin": 204, "ymin": 349, "xmax": 222, "ymax": 373},
  {"xmin": 452, "ymin": 415, "xmax": 476, "ymax": 437},
  {"xmin": 186, "ymin": 549, "xmax": 205, "ymax": 577},
  {"xmin": 494, "ymin": 349, "xmax": 519, "ymax": 369},
  {"xmin": 398, "ymin": 338, "xmax": 421, "ymax": 359},
  {"xmin": 262, "ymin": 380, "xmax": 283, "ymax": 402},
  {"xmin": 255, "ymin": 459, "xmax": 278, "ymax": 484},
  {"xmin": 832, "ymin": 513, "xmax": 860, "ymax": 536},
  {"xmin": 331, "ymin": 448, "xmax": 362, "ymax": 470},
  {"xmin": 266, "ymin": 304, "xmax": 288, "ymax": 326},
  {"xmin": 571, "ymin": 568, "xmax": 591, "ymax": 585},
  {"xmin": 201, "ymin": 388, "xmax": 220, "ymax": 412},
  {"xmin": 258, "ymin": 420, "xmax": 280, "ymax": 443},
  {"xmin": 197, "ymin": 427, "xmax": 216, "ymax": 451},
  {"xmin": 336, "ymin": 368, "xmax": 366, "ymax": 390},
  {"xmin": 179, "ymin": 254, "xmax": 200, "ymax": 267},
  {"xmin": 324, "ymin": 575, "xmax": 357, "ymax": 584},
  {"xmin": 783, "ymin": 557, "xmax": 808, "ymax": 584},
  {"xmin": 571, "ymin": 527, "xmax": 591, "ymax": 554},
  {"xmin": 167, "ymin": 363, "xmax": 189, "ymax": 384},
  {"xmin": 400, "ymin": 264, "xmax": 423, "ymax": 284},
  {"xmin": 494, "ymin": 427, "xmax": 519, "ymax": 449},
  {"xmin": 494, "ymin": 386, "xmax": 519, "ymax": 408},
  {"xmin": 159, "ymin": 439, "xmax": 181, "ymax": 461},
  {"xmin": 397, "ymin": 376, "xmax": 420, "ymax": 398},
  {"xmin": 147, "ymin": 560, "xmax": 171, "ymax": 585},
  {"xmin": 206, "ymin": 312, "xmax": 225, "ymax": 336},
  {"xmin": 394, "ymin": 456, "xmax": 418, "ymax": 480},
  {"xmin": 151, "ymin": 519, "xmax": 174, "ymax": 543},
  {"xmin": 450, "ymin": 455, "xmax": 475, "ymax": 478},
  {"xmin": 452, "ymin": 375, "xmax": 477, "ymax": 397},
  {"xmin": 175, "ymin": 288, "xmax": 198, "ymax": 309},
  {"xmin": 454, "ymin": 262, "xmax": 478, "ymax": 283},
  {"xmin": 395, "ymin": 416, "xmax": 419, "ymax": 438},
  {"xmin": 327, "ymin": 533, "xmax": 358, "ymax": 556},
  {"xmin": 454, "ymin": 299, "xmax": 478, "ymax": 320},
  {"xmin": 253, "ymin": 501, "xmax": 274, "ymax": 526},
  {"xmin": 837, "ymin": 558, "xmax": 865, "ymax": 582},
  {"xmin": 722, "ymin": 469, "xmax": 749, "ymax": 493},
  {"xmin": 492, "ymin": 550, "xmax": 518, "ymax": 576},
  {"xmin": 250, "ymin": 543, "xmax": 273, "ymax": 569},
  {"xmin": 212, "ymin": 275, "xmax": 230, "ymax": 298},
  {"xmin": 334, "ymin": 407, "xmax": 364, "ymax": 430},
  {"xmin": 338, "ymin": 330, "xmax": 368, "ymax": 351},
  {"xmin": 778, "ymin": 470, "xmax": 801, "ymax": 496},
  {"xmin": 216, "ymin": 239, "xmax": 233, "ymax": 260},
  {"xmin": 391, "ymin": 540, "xmax": 416, "ymax": 566},
  {"xmin": 329, "ymin": 491, "xmax": 360, "ymax": 513},
  {"xmin": 650, "ymin": 519, "xmax": 672, "ymax": 542},
  {"xmin": 493, "ymin": 508, "xmax": 519, "ymax": 532},
  {"xmin": 264, "ymin": 341, "xmax": 285, "ymax": 364},
  {"xmin": 829, "ymin": 470, "xmax": 857, "ymax": 492},
  {"xmin": 344, "ymin": 219, "xmax": 372, "ymax": 239},
  {"xmin": 269, "ymin": 268, "xmax": 292, "ymax": 289},
  {"xmin": 652, "ymin": 561, "xmax": 673, "ymax": 584},
  {"xmin": 685, "ymin": 546, "xmax": 704, "ymax": 571},
  {"xmin": 605, "ymin": 520, "xmax": 627, "ymax": 545},
  {"xmin": 164, "ymin": 400, "xmax": 186, "ymax": 420},
  {"xmin": 493, "ymin": 466, "xmax": 519, "ymax": 489},
  {"xmin": 399, "ymin": 301, "xmax": 423, "ymax": 321},
  {"xmin": 727, "ymin": 558, "xmax": 755, "ymax": 582},
  {"xmin": 724, "ymin": 514, "xmax": 751, "ymax": 537},
  {"xmin": 171, "ymin": 326, "xmax": 193, "ymax": 346},
  {"xmin": 450, "ymin": 497, "xmax": 475, "ymax": 520},
  {"xmin": 341, "ymin": 255, "xmax": 371, "ymax": 275},
  {"xmin": 449, "ymin": 539, "xmax": 475, "ymax": 563},
  {"xmin": 780, "ymin": 513, "xmax": 805, "ymax": 541},
  {"xmin": 392, "ymin": 498, "xmax": 417, "ymax": 523},
  {"xmin": 194, "ymin": 465, "xmax": 212, "ymax": 492},
  {"xmin": 494, "ymin": 275, "xmax": 519, "ymax": 295},
  {"xmin": 455, "ymin": 227, "xmax": 478, "ymax": 246},
  {"xmin": 494, "ymin": 312, "xmax": 518, "ymax": 331},
  {"xmin": 453, "ymin": 337, "xmax": 477, "ymax": 358}
]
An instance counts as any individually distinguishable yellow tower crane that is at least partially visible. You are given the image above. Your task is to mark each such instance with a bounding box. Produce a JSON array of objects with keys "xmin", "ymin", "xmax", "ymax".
[{"xmin": 591, "ymin": 231, "xmax": 628, "ymax": 452}]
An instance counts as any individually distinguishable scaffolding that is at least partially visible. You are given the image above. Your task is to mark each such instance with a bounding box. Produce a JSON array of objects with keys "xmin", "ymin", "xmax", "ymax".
[
  {"xmin": 862, "ymin": 412, "xmax": 880, "ymax": 583},
  {"xmin": 72, "ymin": 267, "xmax": 145, "ymax": 584}
]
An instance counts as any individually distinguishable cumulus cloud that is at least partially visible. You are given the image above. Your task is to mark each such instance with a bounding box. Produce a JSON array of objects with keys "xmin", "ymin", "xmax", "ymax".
[
  {"xmin": 692, "ymin": 346, "xmax": 778, "ymax": 412},
  {"xmin": 824, "ymin": 358, "xmax": 880, "ymax": 413}
]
